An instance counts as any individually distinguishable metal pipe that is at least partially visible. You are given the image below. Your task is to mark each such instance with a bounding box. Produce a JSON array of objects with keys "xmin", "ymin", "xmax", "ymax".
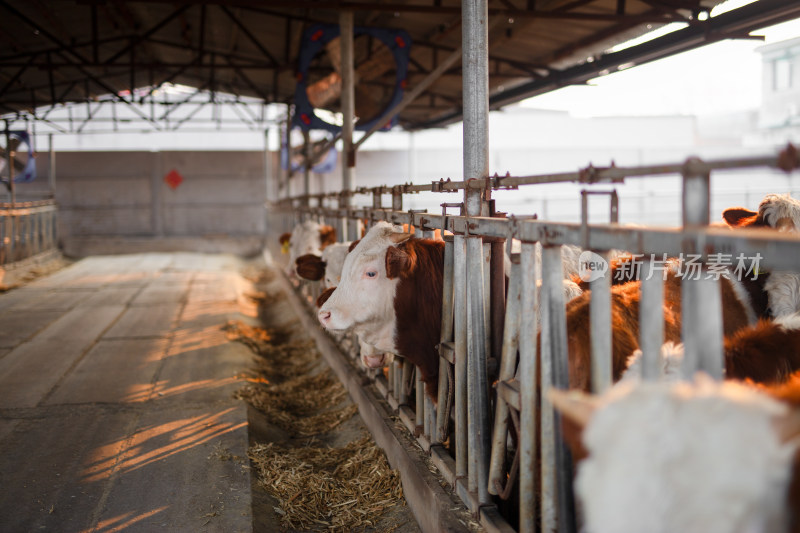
[
  {"xmin": 639, "ymin": 257, "xmax": 665, "ymax": 380},
  {"xmin": 680, "ymin": 160, "xmax": 724, "ymax": 380},
  {"xmin": 436, "ymin": 237, "xmax": 455, "ymax": 442},
  {"xmin": 589, "ymin": 250, "xmax": 612, "ymax": 393},
  {"xmin": 302, "ymin": 129, "xmax": 311, "ymax": 207},
  {"xmin": 466, "ymin": 236, "xmax": 491, "ymax": 504},
  {"xmin": 540, "ymin": 245, "xmax": 576, "ymax": 533},
  {"xmin": 48, "ymin": 133, "xmax": 56, "ymax": 199},
  {"xmin": 340, "ymin": 11, "xmax": 355, "ymax": 200},
  {"xmin": 488, "ymin": 257, "xmax": 521, "ymax": 495},
  {"xmin": 462, "ymin": 0, "xmax": 491, "ymax": 218},
  {"xmin": 453, "ymin": 235, "xmax": 468, "ymax": 480},
  {"xmin": 518, "ymin": 243, "xmax": 538, "ymax": 533}
]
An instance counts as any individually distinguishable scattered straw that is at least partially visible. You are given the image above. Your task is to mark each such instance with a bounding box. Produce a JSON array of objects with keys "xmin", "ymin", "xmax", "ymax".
[{"xmin": 248, "ymin": 434, "xmax": 404, "ymax": 532}]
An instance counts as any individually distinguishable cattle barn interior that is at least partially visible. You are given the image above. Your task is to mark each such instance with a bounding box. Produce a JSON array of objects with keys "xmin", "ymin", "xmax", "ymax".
[{"xmin": 2, "ymin": 0, "xmax": 800, "ymax": 532}]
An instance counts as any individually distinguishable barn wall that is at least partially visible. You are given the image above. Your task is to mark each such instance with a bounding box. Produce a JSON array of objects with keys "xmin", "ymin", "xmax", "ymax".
[
  {"xmin": 8, "ymin": 151, "xmax": 268, "ymax": 257},
  {"xmin": 28, "ymin": 151, "xmax": 267, "ymax": 239}
]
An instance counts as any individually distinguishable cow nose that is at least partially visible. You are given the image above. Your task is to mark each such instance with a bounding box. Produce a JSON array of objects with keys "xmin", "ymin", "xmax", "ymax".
[{"xmin": 318, "ymin": 310, "xmax": 331, "ymax": 324}]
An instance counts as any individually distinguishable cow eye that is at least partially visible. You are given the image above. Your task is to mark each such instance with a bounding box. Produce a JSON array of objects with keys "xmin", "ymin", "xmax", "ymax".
[{"xmin": 366, "ymin": 270, "xmax": 377, "ymax": 278}]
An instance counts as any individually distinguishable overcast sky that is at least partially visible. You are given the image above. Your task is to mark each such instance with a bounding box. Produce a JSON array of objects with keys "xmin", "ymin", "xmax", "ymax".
[{"xmin": 521, "ymin": 2, "xmax": 800, "ymax": 118}]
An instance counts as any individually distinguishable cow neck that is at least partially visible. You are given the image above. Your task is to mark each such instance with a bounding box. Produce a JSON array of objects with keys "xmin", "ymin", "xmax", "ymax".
[{"xmin": 391, "ymin": 238, "xmax": 446, "ymax": 399}]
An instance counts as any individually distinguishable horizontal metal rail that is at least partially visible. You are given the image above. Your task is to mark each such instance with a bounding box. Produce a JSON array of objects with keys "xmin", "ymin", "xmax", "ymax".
[
  {"xmin": 272, "ymin": 145, "xmax": 799, "ymax": 205},
  {"xmin": 0, "ymin": 200, "xmax": 58, "ymax": 267}
]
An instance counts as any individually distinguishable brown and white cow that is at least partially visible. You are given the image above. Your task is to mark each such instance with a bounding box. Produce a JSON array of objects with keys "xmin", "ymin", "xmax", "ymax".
[
  {"xmin": 563, "ymin": 193, "xmax": 800, "ymax": 391},
  {"xmin": 278, "ymin": 220, "xmax": 337, "ymax": 277},
  {"xmin": 622, "ymin": 313, "xmax": 800, "ymax": 385},
  {"xmin": 723, "ymin": 193, "xmax": 800, "ymax": 319},
  {"xmin": 295, "ymin": 241, "xmax": 351, "ymax": 288},
  {"xmin": 549, "ymin": 373, "xmax": 800, "ymax": 533},
  {"xmin": 318, "ymin": 222, "xmax": 445, "ymax": 399}
]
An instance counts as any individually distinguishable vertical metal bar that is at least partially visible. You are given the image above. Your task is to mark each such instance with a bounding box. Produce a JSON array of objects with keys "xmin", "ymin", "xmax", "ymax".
[
  {"xmin": 467, "ymin": 236, "xmax": 491, "ymax": 504},
  {"xmin": 340, "ymin": 10, "xmax": 355, "ymax": 205},
  {"xmin": 454, "ymin": 235, "xmax": 468, "ymax": 480},
  {"xmin": 436, "ymin": 236, "xmax": 455, "ymax": 442},
  {"xmin": 302, "ymin": 129, "xmax": 311, "ymax": 207},
  {"xmin": 48, "ymin": 133, "xmax": 56, "ymax": 199},
  {"xmin": 482, "ymin": 241, "xmax": 492, "ymax": 370},
  {"xmin": 680, "ymin": 160, "xmax": 724, "ymax": 379},
  {"xmin": 589, "ymin": 250, "xmax": 612, "ymax": 393},
  {"xmin": 541, "ymin": 246, "xmax": 576, "ymax": 533},
  {"xmin": 416, "ymin": 364, "xmax": 425, "ymax": 433},
  {"xmin": 402, "ymin": 360, "xmax": 413, "ymax": 406},
  {"xmin": 640, "ymin": 258, "xmax": 664, "ymax": 380},
  {"xmin": 5, "ymin": 121, "xmax": 15, "ymax": 204},
  {"xmin": 519, "ymin": 243, "xmax": 539, "ymax": 533},
  {"xmin": 462, "ymin": 0, "xmax": 491, "ymax": 218},
  {"xmin": 488, "ymin": 257, "xmax": 521, "ymax": 494}
]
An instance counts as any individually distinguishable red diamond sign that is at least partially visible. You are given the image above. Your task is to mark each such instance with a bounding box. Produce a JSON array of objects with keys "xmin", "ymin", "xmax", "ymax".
[{"xmin": 164, "ymin": 169, "xmax": 184, "ymax": 190}]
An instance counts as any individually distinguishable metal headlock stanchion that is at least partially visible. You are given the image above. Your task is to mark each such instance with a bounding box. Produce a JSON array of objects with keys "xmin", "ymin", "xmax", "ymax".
[{"xmin": 272, "ymin": 143, "xmax": 800, "ymax": 533}]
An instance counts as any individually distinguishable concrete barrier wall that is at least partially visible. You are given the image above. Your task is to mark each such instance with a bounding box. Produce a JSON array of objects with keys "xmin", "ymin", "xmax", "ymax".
[{"xmin": 22, "ymin": 151, "xmax": 267, "ymax": 239}]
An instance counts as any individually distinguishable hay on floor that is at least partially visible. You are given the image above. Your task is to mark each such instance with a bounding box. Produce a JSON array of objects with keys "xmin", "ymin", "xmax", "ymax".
[{"xmin": 248, "ymin": 434, "xmax": 404, "ymax": 532}]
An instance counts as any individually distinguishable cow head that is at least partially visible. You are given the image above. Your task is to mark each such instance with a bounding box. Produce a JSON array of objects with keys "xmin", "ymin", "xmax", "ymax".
[
  {"xmin": 550, "ymin": 376, "xmax": 800, "ymax": 533},
  {"xmin": 282, "ymin": 221, "xmax": 337, "ymax": 277},
  {"xmin": 723, "ymin": 193, "xmax": 800, "ymax": 232},
  {"xmin": 317, "ymin": 222, "xmax": 411, "ymax": 353}
]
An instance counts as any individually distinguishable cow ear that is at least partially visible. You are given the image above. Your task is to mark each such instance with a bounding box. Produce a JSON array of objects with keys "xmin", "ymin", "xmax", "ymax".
[
  {"xmin": 385, "ymin": 245, "xmax": 411, "ymax": 279},
  {"xmin": 722, "ymin": 207, "xmax": 762, "ymax": 228},
  {"xmin": 316, "ymin": 287, "xmax": 336, "ymax": 307},
  {"xmin": 389, "ymin": 231, "xmax": 413, "ymax": 244},
  {"xmin": 548, "ymin": 388, "xmax": 598, "ymax": 430},
  {"xmin": 348, "ymin": 239, "xmax": 361, "ymax": 253},
  {"xmin": 295, "ymin": 254, "xmax": 326, "ymax": 281},
  {"xmin": 279, "ymin": 232, "xmax": 291, "ymax": 245},
  {"xmin": 319, "ymin": 225, "xmax": 337, "ymax": 249}
]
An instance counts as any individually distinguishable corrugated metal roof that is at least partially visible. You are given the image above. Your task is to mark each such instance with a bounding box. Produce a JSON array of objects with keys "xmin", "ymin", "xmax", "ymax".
[{"xmin": 0, "ymin": 0, "xmax": 798, "ymax": 131}]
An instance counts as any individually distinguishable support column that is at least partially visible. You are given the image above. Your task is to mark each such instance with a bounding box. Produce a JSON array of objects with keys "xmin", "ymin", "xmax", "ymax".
[
  {"xmin": 340, "ymin": 10, "xmax": 357, "ymax": 241},
  {"xmin": 48, "ymin": 133, "xmax": 56, "ymax": 199},
  {"xmin": 462, "ymin": 0, "xmax": 490, "ymax": 218}
]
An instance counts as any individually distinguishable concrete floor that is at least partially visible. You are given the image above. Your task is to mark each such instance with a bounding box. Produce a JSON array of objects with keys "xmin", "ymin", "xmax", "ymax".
[{"xmin": 0, "ymin": 253, "xmax": 260, "ymax": 532}]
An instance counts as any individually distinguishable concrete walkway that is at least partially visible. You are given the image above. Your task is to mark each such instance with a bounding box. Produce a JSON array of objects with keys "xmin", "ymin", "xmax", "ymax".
[{"xmin": 0, "ymin": 253, "xmax": 259, "ymax": 532}]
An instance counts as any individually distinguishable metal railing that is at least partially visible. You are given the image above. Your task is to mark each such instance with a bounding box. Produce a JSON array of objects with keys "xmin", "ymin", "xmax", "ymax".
[
  {"xmin": 267, "ymin": 144, "xmax": 800, "ymax": 533},
  {"xmin": 0, "ymin": 200, "xmax": 58, "ymax": 267}
]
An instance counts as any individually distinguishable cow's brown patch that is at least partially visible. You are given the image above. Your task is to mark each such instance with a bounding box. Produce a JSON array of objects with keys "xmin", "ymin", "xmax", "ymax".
[
  {"xmin": 316, "ymin": 287, "xmax": 335, "ymax": 308},
  {"xmin": 295, "ymin": 254, "xmax": 326, "ymax": 281},
  {"xmin": 347, "ymin": 239, "xmax": 361, "ymax": 253},
  {"xmin": 279, "ymin": 232, "xmax": 292, "ymax": 245},
  {"xmin": 725, "ymin": 320, "xmax": 800, "ymax": 384},
  {"xmin": 319, "ymin": 225, "xmax": 337, "ymax": 249},
  {"xmin": 387, "ymin": 238, "xmax": 446, "ymax": 400}
]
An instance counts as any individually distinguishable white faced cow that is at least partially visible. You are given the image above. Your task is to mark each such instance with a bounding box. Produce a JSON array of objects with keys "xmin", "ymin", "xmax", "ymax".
[
  {"xmin": 550, "ymin": 375, "xmax": 800, "ymax": 533},
  {"xmin": 723, "ymin": 193, "xmax": 800, "ymax": 319},
  {"xmin": 279, "ymin": 220, "xmax": 337, "ymax": 278},
  {"xmin": 318, "ymin": 221, "xmax": 444, "ymax": 399}
]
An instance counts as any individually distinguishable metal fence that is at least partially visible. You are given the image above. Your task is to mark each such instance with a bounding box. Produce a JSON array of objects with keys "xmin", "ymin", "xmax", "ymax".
[
  {"xmin": 0, "ymin": 200, "xmax": 58, "ymax": 267},
  {"xmin": 267, "ymin": 144, "xmax": 800, "ymax": 533}
]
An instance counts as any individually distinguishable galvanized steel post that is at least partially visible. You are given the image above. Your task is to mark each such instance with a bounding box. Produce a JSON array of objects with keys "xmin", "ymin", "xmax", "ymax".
[
  {"xmin": 436, "ymin": 236, "xmax": 455, "ymax": 442},
  {"xmin": 519, "ymin": 243, "xmax": 538, "ymax": 532},
  {"xmin": 488, "ymin": 257, "xmax": 521, "ymax": 495},
  {"xmin": 640, "ymin": 257, "xmax": 665, "ymax": 380},
  {"xmin": 453, "ymin": 235, "xmax": 469, "ymax": 480},
  {"xmin": 540, "ymin": 246, "xmax": 576, "ymax": 533},
  {"xmin": 680, "ymin": 158, "xmax": 724, "ymax": 380},
  {"xmin": 340, "ymin": 10, "xmax": 358, "ymax": 241}
]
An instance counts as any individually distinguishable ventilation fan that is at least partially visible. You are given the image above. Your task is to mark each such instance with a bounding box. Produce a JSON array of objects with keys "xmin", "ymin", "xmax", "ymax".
[
  {"xmin": 0, "ymin": 131, "xmax": 36, "ymax": 187},
  {"xmin": 293, "ymin": 24, "xmax": 411, "ymax": 133}
]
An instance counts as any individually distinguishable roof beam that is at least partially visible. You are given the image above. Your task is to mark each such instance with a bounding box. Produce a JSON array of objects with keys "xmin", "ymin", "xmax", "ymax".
[
  {"xmin": 103, "ymin": 5, "xmax": 191, "ymax": 64},
  {"xmin": 415, "ymin": 0, "xmax": 800, "ymax": 129},
  {"xmin": 219, "ymin": 5, "xmax": 279, "ymax": 66}
]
